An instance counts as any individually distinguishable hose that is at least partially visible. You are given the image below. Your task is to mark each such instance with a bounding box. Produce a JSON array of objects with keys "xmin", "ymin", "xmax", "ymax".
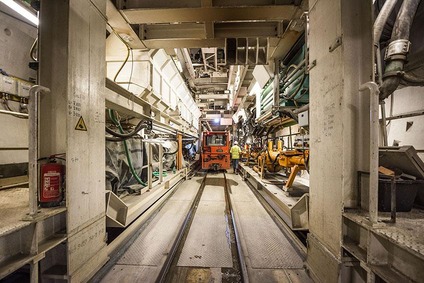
[
  {"xmin": 106, "ymin": 135, "xmax": 142, "ymax": 142},
  {"xmin": 281, "ymin": 73, "xmax": 306, "ymax": 100},
  {"xmin": 373, "ymin": 0, "xmax": 399, "ymax": 46},
  {"xmin": 105, "ymin": 119, "xmax": 149, "ymax": 139},
  {"xmin": 108, "ymin": 109, "xmax": 147, "ymax": 186},
  {"xmin": 163, "ymin": 143, "xmax": 179, "ymax": 156},
  {"xmin": 401, "ymin": 73, "xmax": 424, "ymax": 86},
  {"xmin": 379, "ymin": 0, "xmax": 421, "ymax": 100}
]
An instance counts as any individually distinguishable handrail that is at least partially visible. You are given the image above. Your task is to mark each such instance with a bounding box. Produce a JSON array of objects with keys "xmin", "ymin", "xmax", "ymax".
[
  {"xmin": 359, "ymin": 82, "xmax": 380, "ymax": 224},
  {"xmin": 28, "ymin": 85, "xmax": 51, "ymax": 217}
]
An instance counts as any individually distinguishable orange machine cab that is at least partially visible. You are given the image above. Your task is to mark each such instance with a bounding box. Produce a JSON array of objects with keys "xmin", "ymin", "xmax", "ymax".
[{"xmin": 201, "ymin": 131, "xmax": 231, "ymax": 170}]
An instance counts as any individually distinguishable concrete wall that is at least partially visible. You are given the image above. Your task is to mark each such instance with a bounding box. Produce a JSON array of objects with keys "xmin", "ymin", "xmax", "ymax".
[
  {"xmin": 0, "ymin": 12, "xmax": 36, "ymax": 165},
  {"xmin": 39, "ymin": 0, "xmax": 107, "ymax": 280},
  {"xmin": 307, "ymin": 0, "xmax": 373, "ymax": 282},
  {"xmin": 384, "ymin": 86, "xmax": 424, "ymax": 160}
]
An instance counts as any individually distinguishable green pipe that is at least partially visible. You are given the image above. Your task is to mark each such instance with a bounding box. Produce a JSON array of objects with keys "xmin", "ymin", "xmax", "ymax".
[
  {"xmin": 261, "ymin": 81, "xmax": 274, "ymax": 97},
  {"xmin": 262, "ymin": 100, "xmax": 273, "ymax": 110},
  {"xmin": 108, "ymin": 109, "xmax": 147, "ymax": 187},
  {"xmin": 280, "ymin": 69, "xmax": 305, "ymax": 91},
  {"xmin": 262, "ymin": 94, "xmax": 274, "ymax": 106}
]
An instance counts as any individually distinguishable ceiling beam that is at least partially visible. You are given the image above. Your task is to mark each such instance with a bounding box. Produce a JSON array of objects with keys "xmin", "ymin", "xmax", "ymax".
[
  {"xmin": 140, "ymin": 22, "xmax": 280, "ymax": 40},
  {"xmin": 142, "ymin": 38, "xmax": 225, "ymax": 49},
  {"xmin": 106, "ymin": 0, "xmax": 146, "ymax": 49},
  {"xmin": 122, "ymin": 6, "xmax": 298, "ymax": 24}
]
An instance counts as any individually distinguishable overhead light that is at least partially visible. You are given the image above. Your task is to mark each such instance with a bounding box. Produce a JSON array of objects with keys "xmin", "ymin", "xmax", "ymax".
[{"xmin": 0, "ymin": 0, "xmax": 39, "ymax": 26}]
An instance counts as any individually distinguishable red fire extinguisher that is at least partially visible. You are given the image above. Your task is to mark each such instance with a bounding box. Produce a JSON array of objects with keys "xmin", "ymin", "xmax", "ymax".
[{"xmin": 39, "ymin": 161, "xmax": 65, "ymax": 207}]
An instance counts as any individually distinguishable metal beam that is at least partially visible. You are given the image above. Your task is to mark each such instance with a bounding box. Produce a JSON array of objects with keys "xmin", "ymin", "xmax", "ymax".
[
  {"xmin": 199, "ymin": 94, "xmax": 229, "ymax": 100},
  {"xmin": 141, "ymin": 23, "xmax": 205, "ymax": 40},
  {"xmin": 215, "ymin": 22, "xmax": 279, "ymax": 38},
  {"xmin": 140, "ymin": 22, "xmax": 280, "ymax": 41},
  {"xmin": 106, "ymin": 0, "xmax": 146, "ymax": 49},
  {"xmin": 142, "ymin": 38, "xmax": 225, "ymax": 49},
  {"xmin": 122, "ymin": 6, "xmax": 298, "ymax": 24}
]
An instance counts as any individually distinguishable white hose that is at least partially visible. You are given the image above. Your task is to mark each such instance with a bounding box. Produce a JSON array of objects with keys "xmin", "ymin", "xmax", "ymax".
[{"xmin": 373, "ymin": 0, "xmax": 399, "ymax": 46}]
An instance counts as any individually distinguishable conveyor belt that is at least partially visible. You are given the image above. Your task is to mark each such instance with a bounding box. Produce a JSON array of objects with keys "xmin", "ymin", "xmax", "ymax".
[{"xmin": 99, "ymin": 172, "xmax": 313, "ymax": 283}]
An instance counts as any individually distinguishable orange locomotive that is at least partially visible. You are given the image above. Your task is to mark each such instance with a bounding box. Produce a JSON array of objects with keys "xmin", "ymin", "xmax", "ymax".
[{"xmin": 201, "ymin": 131, "xmax": 231, "ymax": 170}]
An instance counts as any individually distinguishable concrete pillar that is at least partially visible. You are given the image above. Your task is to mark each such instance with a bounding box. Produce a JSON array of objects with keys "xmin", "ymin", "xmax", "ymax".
[
  {"xmin": 306, "ymin": 0, "xmax": 373, "ymax": 282},
  {"xmin": 38, "ymin": 0, "xmax": 107, "ymax": 281}
]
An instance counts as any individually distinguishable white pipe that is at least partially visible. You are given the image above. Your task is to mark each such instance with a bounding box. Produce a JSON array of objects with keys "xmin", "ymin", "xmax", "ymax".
[
  {"xmin": 359, "ymin": 82, "xmax": 380, "ymax": 224},
  {"xmin": 28, "ymin": 85, "xmax": 50, "ymax": 216},
  {"xmin": 0, "ymin": 109, "xmax": 29, "ymax": 118}
]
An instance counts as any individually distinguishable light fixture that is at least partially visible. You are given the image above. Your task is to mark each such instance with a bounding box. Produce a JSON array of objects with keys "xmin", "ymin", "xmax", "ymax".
[
  {"xmin": 0, "ymin": 0, "xmax": 39, "ymax": 26},
  {"xmin": 214, "ymin": 118, "xmax": 220, "ymax": 123}
]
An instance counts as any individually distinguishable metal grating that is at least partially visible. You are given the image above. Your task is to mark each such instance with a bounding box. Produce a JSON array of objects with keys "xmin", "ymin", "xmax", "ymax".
[
  {"xmin": 227, "ymin": 174, "xmax": 304, "ymax": 269},
  {"xmin": 177, "ymin": 181, "xmax": 233, "ymax": 268}
]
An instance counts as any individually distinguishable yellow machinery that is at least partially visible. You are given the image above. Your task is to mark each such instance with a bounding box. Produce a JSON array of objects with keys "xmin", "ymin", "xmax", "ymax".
[{"xmin": 254, "ymin": 140, "xmax": 309, "ymax": 191}]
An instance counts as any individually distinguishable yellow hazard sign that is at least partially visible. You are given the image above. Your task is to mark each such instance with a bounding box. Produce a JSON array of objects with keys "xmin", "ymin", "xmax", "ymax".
[{"xmin": 75, "ymin": 116, "xmax": 87, "ymax": 131}]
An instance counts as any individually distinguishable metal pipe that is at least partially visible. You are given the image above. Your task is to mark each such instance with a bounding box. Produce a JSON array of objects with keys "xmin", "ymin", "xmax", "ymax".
[
  {"xmin": 293, "ymin": 104, "xmax": 309, "ymax": 114},
  {"xmin": 280, "ymin": 68, "xmax": 305, "ymax": 91},
  {"xmin": 261, "ymin": 82, "xmax": 274, "ymax": 100},
  {"xmin": 281, "ymin": 59, "xmax": 306, "ymax": 83},
  {"xmin": 0, "ymin": 109, "xmax": 29, "ymax": 118},
  {"xmin": 380, "ymin": 101, "xmax": 388, "ymax": 146},
  {"xmin": 28, "ymin": 85, "xmax": 50, "ymax": 217},
  {"xmin": 262, "ymin": 93, "xmax": 274, "ymax": 106},
  {"xmin": 359, "ymin": 82, "xmax": 380, "ymax": 224},
  {"xmin": 382, "ymin": 109, "xmax": 424, "ymax": 121},
  {"xmin": 159, "ymin": 145, "xmax": 163, "ymax": 183},
  {"xmin": 376, "ymin": 44, "xmax": 384, "ymax": 85},
  {"xmin": 390, "ymin": 176, "xmax": 397, "ymax": 223}
]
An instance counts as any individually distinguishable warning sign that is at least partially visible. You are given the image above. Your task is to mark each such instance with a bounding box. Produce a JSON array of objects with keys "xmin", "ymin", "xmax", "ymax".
[{"xmin": 75, "ymin": 116, "xmax": 87, "ymax": 131}]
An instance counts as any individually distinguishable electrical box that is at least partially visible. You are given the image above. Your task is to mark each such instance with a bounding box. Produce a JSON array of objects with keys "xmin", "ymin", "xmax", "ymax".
[
  {"xmin": 298, "ymin": 110, "xmax": 309, "ymax": 127},
  {"xmin": 18, "ymin": 80, "xmax": 32, "ymax": 97},
  {"xmin": 1, "ymin": 75, "xmax": 18, "ymax": 95}
]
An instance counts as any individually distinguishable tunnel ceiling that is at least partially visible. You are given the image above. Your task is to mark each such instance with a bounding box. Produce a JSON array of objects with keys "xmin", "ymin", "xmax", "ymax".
[{"xmin": 110, "ymin": 0, "xmax": 307, "ymax": 130}]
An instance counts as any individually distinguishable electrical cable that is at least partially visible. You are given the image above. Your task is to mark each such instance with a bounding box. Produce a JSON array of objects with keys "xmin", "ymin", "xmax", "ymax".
[
  {"xmin": 108, "ymin": 109, "xmax": 147, "ymax": 187},
  {"xmin": 113, "ymin": 38, "xmax": 131, "ymax": 83},
  {"xmin": 30, "ymin": 37, "xmax": 38, "ymax": 61},
  {"xmin": 127, "ymin": 48, "xmax": 134, "ymax": 91},
  {"xmin": 163, "ymin": 144, "xmax": 179, "ymax": 156},
  {"xmin": 105, "ymin": 119, "xmax": 148, "ymax": 139}
]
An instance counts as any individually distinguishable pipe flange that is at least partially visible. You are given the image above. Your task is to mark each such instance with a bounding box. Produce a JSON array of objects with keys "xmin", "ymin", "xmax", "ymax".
[
  {"xmin": 382, "ymin": 70, "xmax": 405, "ymax": 79},
  {"xmin": 385, "ymin": 39, "xmax": 410, "ymax": 61}
]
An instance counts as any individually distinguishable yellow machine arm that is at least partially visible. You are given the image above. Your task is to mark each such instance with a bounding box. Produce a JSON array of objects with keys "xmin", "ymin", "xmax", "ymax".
[{"xmin": 253, "ymin": 140, "xmax": 309, "ymax": 191}]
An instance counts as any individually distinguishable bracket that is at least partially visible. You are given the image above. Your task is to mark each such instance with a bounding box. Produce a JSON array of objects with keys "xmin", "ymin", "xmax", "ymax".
[{"xmin": 329, "ymin": 36, "xmax": 342, "ymax": 53}]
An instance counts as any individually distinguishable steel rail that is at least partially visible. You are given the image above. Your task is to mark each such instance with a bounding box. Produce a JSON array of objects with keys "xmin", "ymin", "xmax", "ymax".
[{"xmin": 223, "ymin": 172, "xmax": 249, "ymax": 283}]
